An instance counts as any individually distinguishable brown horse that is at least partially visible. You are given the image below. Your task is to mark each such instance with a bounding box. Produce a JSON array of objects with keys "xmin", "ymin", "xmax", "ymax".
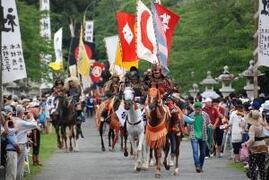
[
  {"xmin": 145, "ymin": 88, "xmax": 169, "ymax": 178},
  {"xmin": 163, "ymin": 102, "xmax": 184, "ymax": 175},
  {"xmin": 95, "ymin": 97, "xmax": 127, "ymax": 154},
  {"xmin": 51, "ymin": 95, "xmax": 78, "ymax": 152}
]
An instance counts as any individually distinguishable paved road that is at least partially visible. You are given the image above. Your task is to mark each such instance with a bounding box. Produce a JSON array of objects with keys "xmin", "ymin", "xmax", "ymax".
[{"xmin": 34, "ymin": 118, "xmax": 246, "ymax": 180}]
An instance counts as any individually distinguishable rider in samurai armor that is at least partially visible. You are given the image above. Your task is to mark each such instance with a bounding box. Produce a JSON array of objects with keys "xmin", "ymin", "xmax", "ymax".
[
  {"xmin": 150, "ymin": 64, "xmax": 174, "ymax": 95},
  {"xmin": 103, "ymin": 74, "xmax": 121, "ymax": 113}
]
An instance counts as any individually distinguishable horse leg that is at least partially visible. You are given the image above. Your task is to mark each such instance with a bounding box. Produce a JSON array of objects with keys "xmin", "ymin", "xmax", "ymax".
[
  {"xmin": 163, "ymin": 136, "xmax": 171, "ymax": 170},
  {"xmin": 99, "ymin": 122, "xmax": 105, "ymax": 151},
  {"xmin": 112, "ymin": 129, "xmax": 119, "ymax": 151},
  {"xmin": 73, "ymin": 125, "xmax": 79, "ymax": 152},
  {"xmin": 55, "ymin": 126, "xmax": 62, "ymax": 149},
  {"xmin": 141, "ymin": 140, "xmax": 150, "ymax": 170},
  {"xmin": 123, "ymin": 127, "xmax": 128, "ymax": 157},
  {"xmin": 61, "ymin": 126, "xmax": 68, "ymax": 152},
  {"xmin": 155, "ymin": 148, "xmax": 161, "ymax": 178},
  {"xmin": 173, "ymin": 136, "xmax": 181, "ymax": 176},
  {"xmin": 149, "ymin": 148, "xmax": 154, "ymax": 166},
  {"xmin": 136, "ymin": 132, "xmax": 144, "ymax": 171},
  {"xmin": 108, "ymin": 128, "xmax": 113, "ymax": 149},
  {"xmin": 68, "ymin": 126, "xmax": 73, "ymax": 152},
  {"xmin": 120, "ymin": 131, "xmax": 124, "ymax": 151}
]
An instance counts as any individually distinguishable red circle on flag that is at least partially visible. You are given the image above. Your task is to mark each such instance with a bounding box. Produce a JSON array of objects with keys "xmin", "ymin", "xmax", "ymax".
[{"xmin": 74, "ymin": 43, "xmax": 93, "ymax": 62}]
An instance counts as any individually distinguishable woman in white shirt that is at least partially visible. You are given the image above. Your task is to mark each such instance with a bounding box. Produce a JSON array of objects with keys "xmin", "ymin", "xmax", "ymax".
[{"xmin": 229, "ymin": 102, "xmax": 245, "ymax": 162}]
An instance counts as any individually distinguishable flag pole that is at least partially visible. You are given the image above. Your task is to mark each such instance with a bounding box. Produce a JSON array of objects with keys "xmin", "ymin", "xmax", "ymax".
[
  {"xmin": 0, "ymin": 0, "xmax": 3, "ymax": 169},
  {"xmin": 253, "ymin": 0, "xmax": 259, "ymax": 99}
]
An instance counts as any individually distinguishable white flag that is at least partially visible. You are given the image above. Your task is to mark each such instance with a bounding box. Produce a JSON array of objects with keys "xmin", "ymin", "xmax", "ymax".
[
  {"xmin": 257, "ymin": 0, "xmax": 269, "ymax": 67},
  {"xmin": 2, "ymin": 0, "xmax": 27, "ymax": 83},
  {"xmin": 54, "ymin": 28, "xmax": 63, "ymax": 63},
  {"xmin": 104, "ymin": 35, "xmax": 125, "ymax": 76},
  {"xmin": 84, "ymin": 21, "xmax": 94, "ymax": 43},
  {"xmin": 137, "ymin": 0, "xmax": 158, "ymax": 64},
  {"xmin": 40, "ymin": 0, "xmax": 50, "ymax": 11},
  {"xmin": 48, "ymin": 28, "xmax": 63, "ymax": 71},
  {"xmin": 116, "ymin": 104, "xmax": 127, "ymax": 127}
]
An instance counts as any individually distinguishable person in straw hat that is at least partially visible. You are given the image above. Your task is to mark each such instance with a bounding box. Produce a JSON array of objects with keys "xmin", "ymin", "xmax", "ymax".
[
  {"xmin": 64, "ymin": 77, "xmax": 81, "ymax": 103},
  {"xmin": 244, "ymin": 110, "xmax": 268, "ymax": 180}
]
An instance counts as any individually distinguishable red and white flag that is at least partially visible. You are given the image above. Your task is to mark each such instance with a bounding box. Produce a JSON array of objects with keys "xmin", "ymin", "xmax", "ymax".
[
  {"xmin": 137, "ymin": 0, "xmax": 158, "ymax": 64},
  {"xmin": 116, "ymin": 12, "xmax": 137, "ymax": 62},
  {"xmin": 155, "ymin": 3, "xmax": 180, "ymax": 53}
]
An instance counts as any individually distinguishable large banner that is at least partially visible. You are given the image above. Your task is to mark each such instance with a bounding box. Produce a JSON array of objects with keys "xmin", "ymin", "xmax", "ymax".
[
  {"xmin": 1, "ymin": 0, "xmax": 27, "ymax": 83},
  {"xmin": 116, "ymin": 12, "xmax": 137, "ymax": 62},
  {"xmin": 104, "ymin": 35, "xmax": 126, "ymax": 76},
  {"xmin": 257, "ymin": 0, "xmax": 269, "ymax": 67},
  {"xmin": 137, "ymin": 0, "xmax": 158, "ymax": 64}
]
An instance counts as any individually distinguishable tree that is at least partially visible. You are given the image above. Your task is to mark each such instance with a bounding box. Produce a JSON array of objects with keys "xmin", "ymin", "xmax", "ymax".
[{"xmin": 18, "ymin": 0, "xmax": 52, "ymax": 81}]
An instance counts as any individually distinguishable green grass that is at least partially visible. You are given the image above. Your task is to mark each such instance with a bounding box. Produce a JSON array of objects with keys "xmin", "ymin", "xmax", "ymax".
[
  {"xmin": 25, "ymin": 132, "xmax": 57, "ymax": 180},
  {"xmin": 227, "ymin": 162, "xmax": 245, "ymax": 172}
]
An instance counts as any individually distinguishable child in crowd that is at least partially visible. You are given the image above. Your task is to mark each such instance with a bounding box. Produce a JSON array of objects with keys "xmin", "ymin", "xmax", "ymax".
[{"xmin": 38, "ymin": 107, "xmax": 48, "ymax": 133}]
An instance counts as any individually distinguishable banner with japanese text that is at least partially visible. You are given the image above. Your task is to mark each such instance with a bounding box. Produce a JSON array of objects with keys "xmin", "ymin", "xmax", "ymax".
[
  {"xmin": 84, "ymin": 21, "xmax": 94, "ymax": 43},
  {"xmin": 1, "ymin": 0, "xmax": 27, "ymax": 83},
  {"xmin": 257, "ymin": 0, "xmax": 269, "ymax": 67}
]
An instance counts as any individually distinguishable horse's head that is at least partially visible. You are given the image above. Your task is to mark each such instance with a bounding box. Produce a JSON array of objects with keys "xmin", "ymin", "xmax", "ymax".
[
  {"xmin": 123, "ymin": 87, "xmax": 135, "ymax": 110},
  {"xmin": 55, "ymin": 95, "xmax": 68, "ymax": 111},
  {"xmin": 147, "ymin": 88, "xmax": 161, "ymax": 111}
]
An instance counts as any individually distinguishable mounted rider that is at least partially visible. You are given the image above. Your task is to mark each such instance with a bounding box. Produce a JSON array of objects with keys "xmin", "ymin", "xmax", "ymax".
[
  {"xmin": 65, "ymin": 77, "xmax": 81, "ymax": 104},
  {"xmin": 125, "ymin": 66, "xmax": 145, "ymax": 104},
  {"xmin": 149, "ymin": 65, "xmax": 186, "ymax": 164},
  {"xmin": 150, "ymin": 64, "xmax": 174, "ymax": 95},
  {"xmin": 103, "ymin": 74, "xmax": 121, "ymax": 115}
]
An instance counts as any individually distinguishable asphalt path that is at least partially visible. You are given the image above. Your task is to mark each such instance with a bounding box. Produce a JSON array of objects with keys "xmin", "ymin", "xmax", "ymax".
[{"xmin": 33, "ymin": 118, "xmax": 246, "ymax": 180}]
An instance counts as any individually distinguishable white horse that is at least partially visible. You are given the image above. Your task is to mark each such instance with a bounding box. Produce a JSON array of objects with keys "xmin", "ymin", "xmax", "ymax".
[{"xmin": 123, "ymin": 87, "xmax": 146, "ymax": 171}]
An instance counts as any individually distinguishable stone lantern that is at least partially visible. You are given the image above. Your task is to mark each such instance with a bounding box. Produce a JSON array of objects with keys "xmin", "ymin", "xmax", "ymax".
[
  {"xmin": 200, "ymin": 71, "xmax": 219, "ymax": 99},
  {"xmin": 240, "ymin": 60, "xmax": 263, "ymax": 100},
  {"xmin": 189, "ymin": 83, "xmax": 199, "ymax": 98},
  {"xmin": 216, "ymin": 65, "xmax": 236, "ymax": 97}
]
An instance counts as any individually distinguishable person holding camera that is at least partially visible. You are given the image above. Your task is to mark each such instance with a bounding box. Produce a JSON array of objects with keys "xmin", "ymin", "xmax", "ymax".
[
  {"xmin": 14, "ymin": 106, "xmax": 37, "ymax": 180},
  {"xmin": 4, "ymin": 115, "xmax": 20, "ymax": 180}
]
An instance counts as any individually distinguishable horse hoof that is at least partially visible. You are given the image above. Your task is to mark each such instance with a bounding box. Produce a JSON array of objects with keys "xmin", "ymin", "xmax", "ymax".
[
  {"xmin": 124, "ymin": 151, "xmax": 128, "ymax": 157},
  {"xmin": 150, "ymin": 160, "xmax": 155, "ymax": 167},
  {"xmin": 163, "ymin": 161, "xmax": 170, "ymax": 170},
  {"xmin": 101, "ymin": 147, "xmax": 106, "ymax": 152},
  {"xmin": 136, "ymin": 167, "xmax": 141, "ymax": 172},
  {"xmin": 173, "ymin": 168, "xmax": 179, "ymax": 176},
  {"xmin": 155, "ymin": 174, "xmax": 161, "ymax": 178},
  {"xmin": 69, "ymin": 147, "xmax": 73, "ymax": 152}
]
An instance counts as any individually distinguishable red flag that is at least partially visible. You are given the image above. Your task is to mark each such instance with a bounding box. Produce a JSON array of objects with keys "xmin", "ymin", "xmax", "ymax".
[
  {"xmin": 155, "ymin": 4, "xmax": 180, "ymax": 52},
  {"xmin": 116, "ymin": 12, "xmax": 137, "ymax": 62}
]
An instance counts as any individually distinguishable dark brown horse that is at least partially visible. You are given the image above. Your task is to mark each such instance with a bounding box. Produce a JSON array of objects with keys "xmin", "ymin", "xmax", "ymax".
[
  {"xmin": 145, "ymin": 88, "xmax": 168, "ymax": 178},
  {"xmin": 163, "ymin": 102, "xmax": 184, "ymax": 175},
  {"xmin": 51, "ymin": 95, "xmax": 78, "ymax": 152}
]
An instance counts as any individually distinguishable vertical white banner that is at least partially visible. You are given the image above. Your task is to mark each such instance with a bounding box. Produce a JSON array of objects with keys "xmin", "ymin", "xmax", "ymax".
[
  {"xmin": 257, "ymin": 0, "xmax": 269, "ymax": 67},
  {"xmin": 40, "ymin": 0, "xmax": 51, "ymax": 41},
  {"xmin": 84, "ymin": 21, "xmax": 94, "ymax": 43},
  {"xmin": 40, "ymin": 0, "xmax": 50, "ymax": 11},
  {"xmin": 1, "ymin": 0, "xmax": 27, "ymax": 83},
  {"xmin": 54, "ymin": 28, "xmax": 63, "ymax": 63}
]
